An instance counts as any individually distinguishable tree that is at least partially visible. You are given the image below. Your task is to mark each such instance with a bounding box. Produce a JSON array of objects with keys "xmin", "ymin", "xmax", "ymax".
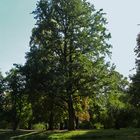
[
  {"xmin": 89, "ymin": 67, "xmax": 129, "ymax": 129},
  {"xmin": 0, "ymin": 72, "xmax": 4, "ymax": 108},
  {"xmin": 0, "ymin": 72, "xmax": 5, "ymax": 122},
  {"xmin": 24, "ymin": 0, "xmax": 111, "ymax": 130},
  {"xmin": 129, "ymin": 33, "xmax": 140, "ymax": 127},
  {"xmin": 5, "ymin": 66, "xmax": 26, "ymax": 130},
  {"xmin": 130, "ymin": 33, "xmax": 140, "ymax": 107}
]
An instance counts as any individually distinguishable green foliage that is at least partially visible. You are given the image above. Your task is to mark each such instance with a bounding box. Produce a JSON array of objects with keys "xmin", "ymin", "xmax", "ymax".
[
  {"xmin": 93, "ymin": 122, "xmax": 104, "ymax": 129},
  {"xmin": 129, "ymin": 33, "xmax": 140, "ymax": 106},
  {"xmin": 129, "ymin": 33, "xmax": 140, "ymax": 127},
  {"xmin": 23, "ymin": 0, "xmax": 112, "ymax": 130},
  {"xmin": 2, "ymin": 66, "xmax": 33, "ymax": 130},
  {"xmin": 89, "ymin": 68, "xmax": 130, "ymax": 129},
  {"xmin": 32, "ymin": 123, "xmax": 46, "ymax": 130},
  {"xmin": 0, "ymin": 0, "xmax": 135, "ymax": 131}
]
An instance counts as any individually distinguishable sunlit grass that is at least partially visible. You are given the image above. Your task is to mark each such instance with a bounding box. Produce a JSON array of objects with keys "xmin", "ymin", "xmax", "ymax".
[
  {"xmin": 1, "ymin": 128, "xmax": 140, "ymax": 139},
  {"xmin": 11, "ymin": 128, "xmax": 140, "ymax": 140}
]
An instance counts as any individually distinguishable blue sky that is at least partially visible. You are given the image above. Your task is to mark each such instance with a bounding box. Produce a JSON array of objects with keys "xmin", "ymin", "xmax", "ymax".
[
  {"xmin": 91, "ymin": 0, "xmax": 139, "ymax": 77},
  {"xmin": 0, "ymin": 0, "xmax": 37, "ymax": 75},
  {"xmin": 0, "ymin": 0, "xmax": 139, "ymax": 77}
]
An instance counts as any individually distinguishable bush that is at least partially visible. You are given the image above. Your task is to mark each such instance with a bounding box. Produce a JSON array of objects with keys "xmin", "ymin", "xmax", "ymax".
[
  {"xmin": 93, "ymin": 123, "xmax": 104, "ymax": 129},
  {"xmin": 32, "ymin": 123, "xmax": 46, "ymax": 130}
]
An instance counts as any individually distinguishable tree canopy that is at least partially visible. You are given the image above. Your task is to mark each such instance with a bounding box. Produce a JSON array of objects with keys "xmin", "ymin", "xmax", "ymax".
[
  {"xmin": 23, "ymin": 0, "xmax": 112, "ymax": 130},
  {"xmin": 0, "ymin": 0, "xmax": 136, "ymax": 131}
]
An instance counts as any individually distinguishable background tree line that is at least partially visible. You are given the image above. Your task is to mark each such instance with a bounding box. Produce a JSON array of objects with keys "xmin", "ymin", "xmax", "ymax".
[{"xmin": 0, "ymin": 0, "xmax": 139, "ymax": 131}]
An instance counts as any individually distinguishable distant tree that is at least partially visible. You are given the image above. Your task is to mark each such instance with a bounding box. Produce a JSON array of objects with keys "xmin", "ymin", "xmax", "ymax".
[
  {"xmin": 130, "ymin": 33, "xmax": 140, "ymax": 107},
  {"xmin": 129, "ymin": 33, "xmax": 140, "ymax": 127},
  {"xmin": 0, "ymin": 72, "xmax": 4, "ymax": 108},
  {"xmin": 24, "ymin": 0, "xmax": 111, "ymax": 130},
  {"xmin": 89, "ymin": 67, "xmax": 129, "ymax": 129},
  {"xmin": 105, "ymin": 70, "xmax": 129, "ymax": 129},
  {"xmin": 5, "ymin": 66, "xmax": 26, "ymax": 130},
  {"xmin": 0, "ymin": 72, "xmax": 5, "ymax": 122}
]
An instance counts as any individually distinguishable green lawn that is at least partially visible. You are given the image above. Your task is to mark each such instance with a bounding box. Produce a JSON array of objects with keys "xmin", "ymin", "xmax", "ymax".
[
  {"xmin": 0, "ymin": 129, "xmax": 34, "ymax": 140},
  {"xmin": 8, "ymin": 128, "xmax": 140, "ymax": 140}
]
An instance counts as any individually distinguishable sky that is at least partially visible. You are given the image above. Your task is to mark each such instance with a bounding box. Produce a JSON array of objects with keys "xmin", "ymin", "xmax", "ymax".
[
  {"xmin": 0, "ymin": 0, "xmax": 139, "ymax": 77},
  {"xmin": 0, "ymin": 0, "xmax": 37, "ymax": 75},
  {"xmin": 90, "ymin": 0, "xmax": 139, "ymax": 77}
]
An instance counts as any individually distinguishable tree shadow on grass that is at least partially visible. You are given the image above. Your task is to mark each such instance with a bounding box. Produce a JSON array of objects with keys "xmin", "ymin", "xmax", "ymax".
[
  {"xmin": 14, "ymin": 130, "xmax": 113, "ymax": 140},
  {"xmin": 71, "ymin": 129, "xmax": 140, "ymax": 140},
  {"xmin": 18, "ymin": 130, "xmax": 70, "ymax": 140},
  {"xmin": 10, "ymin": 129, "xmax": 140, "ymax": 140},
  {"xmin": 0, "ymin": 129, "xmax": 34, "ymax": 140}
]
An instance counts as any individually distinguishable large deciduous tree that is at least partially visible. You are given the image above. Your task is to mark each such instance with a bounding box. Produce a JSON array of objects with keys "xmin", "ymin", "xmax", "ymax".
[{"xmin": 24, "ymin": 0, "xmax": 111, "ymax": 130}]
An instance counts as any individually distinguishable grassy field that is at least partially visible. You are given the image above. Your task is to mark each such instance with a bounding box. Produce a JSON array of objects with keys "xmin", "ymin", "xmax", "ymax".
[
  {"xmin": 0, "ymin": 129, "xmax": 35, "ymax": 140},
  {"xmin": 17, "ymin": 128, "xmax": 140, "ymax": 140},
  {"xmin": 1, "ymin": 128, "xmax": 140, "ymax": 140}
]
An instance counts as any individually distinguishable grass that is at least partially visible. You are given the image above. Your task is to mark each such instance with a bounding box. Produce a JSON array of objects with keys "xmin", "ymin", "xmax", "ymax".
[
  {"xmin": 1, "ymin": 128, "xmax": 140, "ymax": 139},
  {"xmin": 9, "ymin": 128, "xmax": 140, "ymax": 140},
  {"xmin": 0, "ymin": 129, "xmax": 33, "ymax": 140}
]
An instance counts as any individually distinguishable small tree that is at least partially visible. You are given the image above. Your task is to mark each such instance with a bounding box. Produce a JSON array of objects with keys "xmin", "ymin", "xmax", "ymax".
[{"xmin": 5, "ymin": 66, "xmax": 26, "ymax": 130}]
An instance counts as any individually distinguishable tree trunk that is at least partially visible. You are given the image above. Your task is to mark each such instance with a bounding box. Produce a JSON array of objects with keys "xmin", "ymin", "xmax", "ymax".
[
  {"xmin": 28, "ymin": 120, "xmax": 32, "ymax": 130},
  {"xmin": 64, "ymin": 119, "xmax": 68, "ymax": 129},
  {"xmin": 60, "ymin": 123, "xmax": 64, "ymax": 130},
  {"xmin": 68, "ymin": 94, "xmax": 75, "ymax": 130},
  {"xmin": 13, "ymin": 124, "xmax": 17, "ymax": 131},
  {"xmin": 12, "ymin": 95, "xmax": 19, "ymax": 131},
  {"xmin": 48, "ymin": 111, "xmax": 54, "ymax": 130},
  {"xmin": 75, "ymin": 117, "xmax": 79, "ymax": 129},
  {"xmin": 13, "ymin": 120, "xmax": 18, "ymax": 131}
]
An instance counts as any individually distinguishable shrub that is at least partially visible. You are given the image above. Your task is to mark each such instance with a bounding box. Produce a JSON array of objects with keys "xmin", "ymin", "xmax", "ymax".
[
  {"xmin": 93, "ymin": 123, "xmax": 104, "ymax": 129},
  {"xmin": 32, "ymin": 123, "xmax": 46, "ymax": 130}
]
